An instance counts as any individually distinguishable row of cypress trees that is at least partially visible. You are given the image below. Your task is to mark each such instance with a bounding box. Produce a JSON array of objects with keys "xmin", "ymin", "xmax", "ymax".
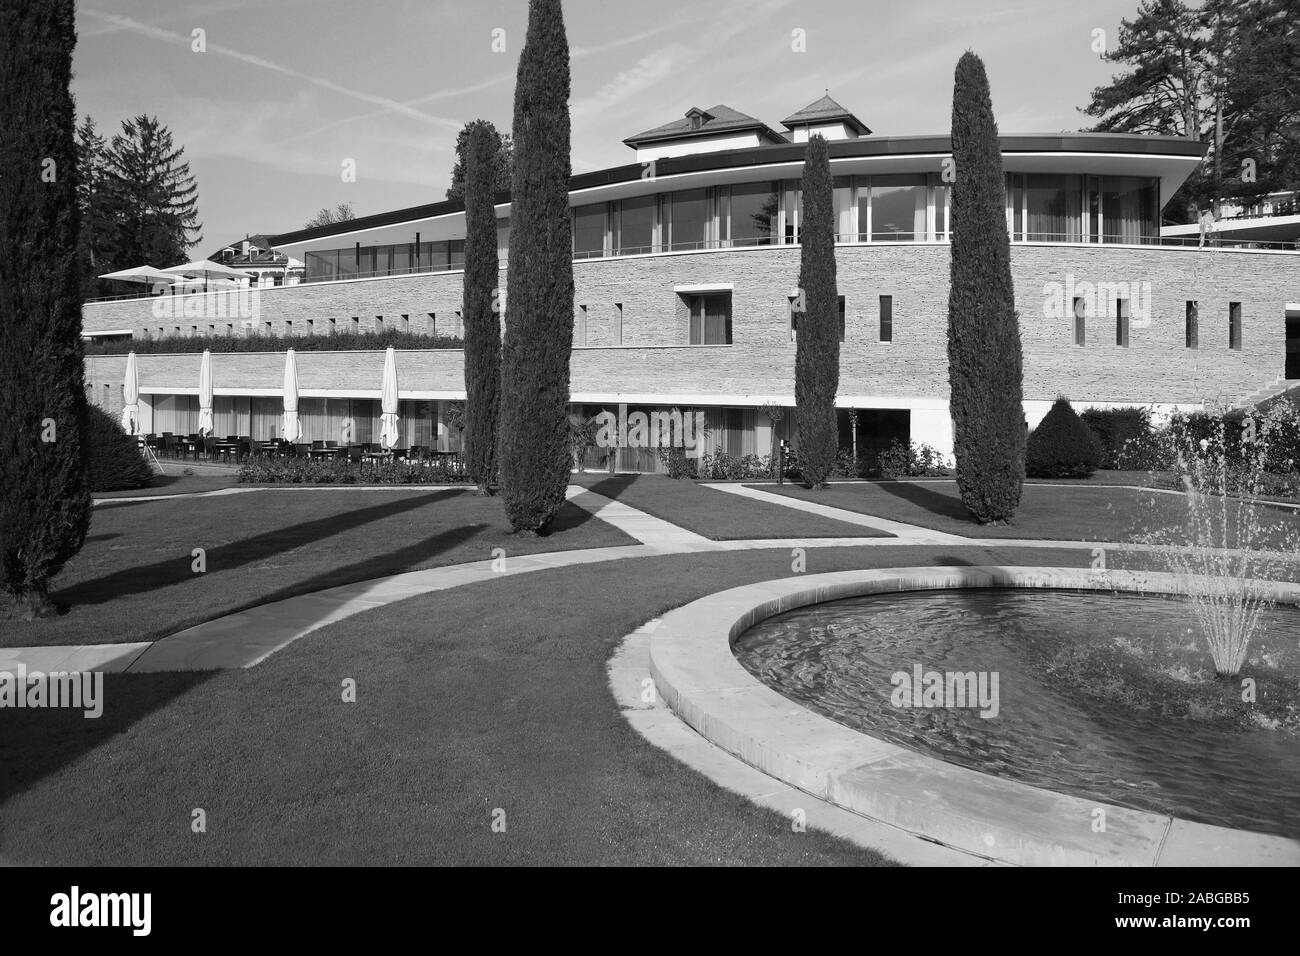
[
  {"xmin": 465, "ymin": 34, "xmax": 1026, "ymax": 526},
  {"xmin": 462, "ymin": 0, "xmax": 573, "ymax": 533},
  {"xmin": 795, "ymin": 51, "xmax": 1025, "ymax": 523}
]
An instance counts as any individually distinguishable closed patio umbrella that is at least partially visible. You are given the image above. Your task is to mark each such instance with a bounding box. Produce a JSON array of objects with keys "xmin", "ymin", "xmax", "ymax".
[
  {"xmin": 121, "ymin": 351, "xmax": 140, "ymax": 435},
  {"xmin": 379, "ymin": 346, "xmax": 400, "ymax": 450},
  {"xmin": 198, "ymin": 349, "xmax": 214, "ymax": 436},
  {"xmin": 281, "ymin": 349, "xmax": 301, "ymax": 443}
]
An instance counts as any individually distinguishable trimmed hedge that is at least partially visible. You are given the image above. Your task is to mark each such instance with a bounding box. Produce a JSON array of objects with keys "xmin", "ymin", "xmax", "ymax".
[
  {"xmin": 85, "ymin": 404, "xmax": 153, "ymax": 491},
  {"xmin": 1080, "ymin": 406, "xmax": 1169, "ymax": 470},
  {"xmin": 237, "ymin": 456, "xmax": 470, "ymax": 485},
  {"xmin": 85, "ymin": 328, "xmax": 463, "ymax": 356},
  {"xmin": 1026, "ymin": 398, "xmax": 1105, "ymax": 479}
]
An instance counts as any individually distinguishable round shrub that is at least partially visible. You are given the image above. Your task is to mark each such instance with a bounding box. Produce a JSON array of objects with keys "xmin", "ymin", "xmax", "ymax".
[
  {"xmin": 1026, "ymin": 398, "xmax": 1105, "ymax": 479},
  {"xmin": 85, "ymin": 404, "xmax": 153, "ymax": 491}
]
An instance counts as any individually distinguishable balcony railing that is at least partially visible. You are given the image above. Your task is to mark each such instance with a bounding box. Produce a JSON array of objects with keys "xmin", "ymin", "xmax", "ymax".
[{"xmin": 86, "ymin": 232, "xmax": 1300, "ymax": 303}]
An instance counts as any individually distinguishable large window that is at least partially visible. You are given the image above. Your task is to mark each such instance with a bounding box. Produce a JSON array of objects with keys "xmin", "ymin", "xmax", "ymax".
[
  {"xmin": 574, "ymin": 203, "xmax": 606, "ymax": 258},
  {"xmin": 1025, "ymin": 174, "xmax": 1082, "ymax": 242},
  {"xmin": 869, "ymin": 175, "xmax": 926, "ymax": 241},
  {"xmin": 729, "ymin": 182, "xmax": 778, "ymax": 247},
  {"xmin": 834, "ymin": 177, "xmax": 854, "ymax": 241},
  {"xmin": 616, "ymin": 195, "xmax": 655, "ymax": 255},
  {"xmin": 686, "ymin": 293, "xmax": 731, "ymax": 345},
  {"xmin": 670, "ymin": 189, "xmax": 709, "ymax": 251},
  {"xmin": 1102, "ymin": 176, "xmax": 1159, "ymax": 244}
]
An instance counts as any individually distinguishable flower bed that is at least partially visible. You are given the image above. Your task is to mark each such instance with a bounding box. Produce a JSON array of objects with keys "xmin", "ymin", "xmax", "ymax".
[{"xmin": 237, "ymin": 456, "xmax": 470, "ymax": 485}]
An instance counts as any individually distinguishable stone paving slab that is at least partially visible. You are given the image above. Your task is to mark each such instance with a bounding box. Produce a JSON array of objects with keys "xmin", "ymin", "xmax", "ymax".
[{"xmin": 0, "ymin": 642, "xmax": 150, "ymax": 674}]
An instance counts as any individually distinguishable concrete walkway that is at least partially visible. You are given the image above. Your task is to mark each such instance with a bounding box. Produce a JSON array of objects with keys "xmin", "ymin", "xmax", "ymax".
[{"xmin": 11, "ymin": 480, "xmax": 1296, "ymax": 675}]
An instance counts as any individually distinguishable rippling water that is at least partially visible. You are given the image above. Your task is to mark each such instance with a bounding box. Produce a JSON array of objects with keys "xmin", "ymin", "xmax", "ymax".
[{"xmin": 733, "ymin": 589, "xmax": 1300, "ymax": 837}]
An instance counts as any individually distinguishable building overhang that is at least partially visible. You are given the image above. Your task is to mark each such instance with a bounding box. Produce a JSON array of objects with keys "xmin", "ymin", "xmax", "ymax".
[{"xmin": 271, "ymin": 133, "xmax": 1206, "ymax": 256}]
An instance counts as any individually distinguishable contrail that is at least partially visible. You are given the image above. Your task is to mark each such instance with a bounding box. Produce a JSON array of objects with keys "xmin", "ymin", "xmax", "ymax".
[{"xmin": 81, "ymin": 9, "xmax": 464, "ymax": 133}]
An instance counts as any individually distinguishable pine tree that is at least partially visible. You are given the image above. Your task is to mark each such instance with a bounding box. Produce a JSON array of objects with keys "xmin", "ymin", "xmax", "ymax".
[
  {"xmin": 106, "ymin": 114, "xmax": 202, "ymax": 267},
  {"xmin": 462, "ymin": 122, "xmax": 502, "ymax": 495},
  {"xmin": 947, "ymin": 51, "xmax": 1025, "ymax": 524},
  {"xmin": 446, "ymin": 120, "xmax": 512, "ymax": 202},
  {"xmin": 794, "ymin": 134, "xmax": 839, "ymax": 488},
  {"xmin": 499, "ymin": 0, "xmax": 573, "ymax": 534},
  {"xmin": 0, "ymin": 0, "xmax": 92, "ymax": 617},
  {"xmin": 75, "ymin": 115, "xmax": 113, "ymax": 298}
]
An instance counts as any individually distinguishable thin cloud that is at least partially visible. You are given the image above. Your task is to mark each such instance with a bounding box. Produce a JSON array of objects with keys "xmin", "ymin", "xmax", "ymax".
[{"xmin": 81, "ymin": 9, "xmax": 464, "ymax": 133}]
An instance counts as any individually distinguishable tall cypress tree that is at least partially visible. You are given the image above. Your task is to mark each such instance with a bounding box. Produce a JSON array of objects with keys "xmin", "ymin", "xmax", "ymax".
[
  {"xmin": 462, "ymin": 121, "xmax": 502, "ymax": 496},
  {"xmin": 794, "ymin": 134, "xmax": 839, "ymax": 488},
  {"xmin": 947, "ymin": 51, "xmax": 1025, "ymax": 523},
  {"xmin": 0, "ymin": 0, "xmax": 92, "ymax": 617},
  {"xmin": 499, "ymin": 0, "xmax": 573, "ymax": 534}
]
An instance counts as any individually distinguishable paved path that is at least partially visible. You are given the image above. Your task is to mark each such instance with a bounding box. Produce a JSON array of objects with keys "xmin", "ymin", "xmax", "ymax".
[{"xmin": 11, "ymin": 480, "xmax": 1293, "ymax": 674}]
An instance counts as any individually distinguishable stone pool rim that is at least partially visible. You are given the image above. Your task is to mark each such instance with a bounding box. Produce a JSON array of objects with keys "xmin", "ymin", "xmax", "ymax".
[{"xmin": 647, "ymin": 565, "xmax": 1300, "ymax": 867}]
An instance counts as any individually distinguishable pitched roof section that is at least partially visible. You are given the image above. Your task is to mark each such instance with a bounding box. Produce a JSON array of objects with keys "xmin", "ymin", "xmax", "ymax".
[
  {"xmin": 781, "ymin": 94, "xmax": 871, "ymax": 135},
  {"xmin": 623, "ymin": 104, "xmax": 785, "ymax": 148}
]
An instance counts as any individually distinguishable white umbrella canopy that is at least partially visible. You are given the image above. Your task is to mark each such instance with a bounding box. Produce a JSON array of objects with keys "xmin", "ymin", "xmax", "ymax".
[
  {"xmin": 379, "ymin": 347, "xmax": 400, "ymax": 450},
  {"xmin": 163, "ymin": 259, "xmax": 254, "ymax": 294},
  {"xmin": 197, "ymin": 350, "xmax": 214, "ymax": 437},
  {"xmin": 162, "ymin": 259, "xmax": 254, "ymax": 281},
  {"xmin": 121, "ymin": 351, "xmax": 140, "ymax": 435},
  {"xmin": 99, "ymin": 265, "xmax": 179, "ymax": 285},
  {"xmin": 281, "ymin": 349, "xmax": 301, "ymax": 443}
]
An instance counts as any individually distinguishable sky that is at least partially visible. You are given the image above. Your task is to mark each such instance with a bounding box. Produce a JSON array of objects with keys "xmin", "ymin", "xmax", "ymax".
[{"xmin": 71, "ymin": 0, "xmax": 1148, "ymax": 250}]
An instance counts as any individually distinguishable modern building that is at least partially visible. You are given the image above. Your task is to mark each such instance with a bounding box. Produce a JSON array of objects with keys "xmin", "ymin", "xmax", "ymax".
[{"xmin": 80, "ymin": 94, "xmax": 1300, "ymax": 470}]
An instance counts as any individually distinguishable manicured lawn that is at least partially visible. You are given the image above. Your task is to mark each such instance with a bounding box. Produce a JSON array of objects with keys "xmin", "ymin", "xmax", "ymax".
[
  {"xmin": 2, "ymin": 541, "xmax": 1099, "ymax": 866},
  {"xmin": 573, "ymin": 473, "xmax": 886, "ymax": 539},
  {"xmin": 94, "ymin": 469, "xmax": 242, "ymax": 498},
  {"xmin": 753, "ymin": 480, "xmax": 1300, "ymax": 547},
  {"xmin": 4, "ymin": 488, "xmax": 635, "ymax": 648}
]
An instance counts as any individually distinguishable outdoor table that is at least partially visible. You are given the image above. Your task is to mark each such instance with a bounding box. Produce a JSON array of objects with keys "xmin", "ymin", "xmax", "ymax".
[{"xmin": 214, "ymin": 442, "xmax": 239, "ymax": 463}]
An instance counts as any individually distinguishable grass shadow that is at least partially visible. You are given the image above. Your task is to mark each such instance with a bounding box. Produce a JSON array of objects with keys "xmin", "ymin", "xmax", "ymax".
[
  {"xmin": 55, "ymin": 490, "xmax": 461, "ymax": 609},
  {"xmin": 873, "ymin": 480, "xmax": 976, "ymax": 524}
]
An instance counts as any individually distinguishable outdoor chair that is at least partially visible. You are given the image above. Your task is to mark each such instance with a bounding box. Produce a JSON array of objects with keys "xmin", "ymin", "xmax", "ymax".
[{"xmin": 347, "ymin": 444, "xmax": 363, "ymax": 463}]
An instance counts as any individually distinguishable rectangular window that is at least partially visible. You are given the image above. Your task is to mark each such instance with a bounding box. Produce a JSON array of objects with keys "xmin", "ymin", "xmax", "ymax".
[
  {"xmin": 687, "ymin": 293, "xmax": 731, "ymax": 345},
  {"xmin": 284, "ymin": 320, "xmax": 292, "ymax": 337},
  {"xmin": 306, "ymin": 320, "xmax": 314, "ymax": 336},
  {"xmin": 789, "ymin": 295, "xmax": 846, "ymax": 342},
  {"xmin": 576, "ymin": 305, "xmax": 587, "ymax": 347},
  {"xmin": 351, "ymin": 316, "xmax": 360, "ymax": 333},
  {"xmin": 616, "ymin": 195, "xmax": 655, "ymax": 255},
  {"xmin": 870, "ymin": 174, "xmax": 926, "ymax": 241},
  {"xmin": 670, "ymin": 189, "xmax": 709, "ymax": 251},
  {"xmin": 613, "ymin": 303, "xmax": 623, "ymax": 345},
  {"xmin": 1073, "ymin": 297, "xmax": 1086, "ymax": 346},
  {"xmin": 375, "ymin": 315, "xmax": 384, "ymax": 332},
  {"xmin": 729, "ymin": 182, "xmax": 778, "ymax": 248},
  {"xmin": 1185, "ymin": 301, "xmax": 1198, "ymax": 349},
  {"xmin": 573, "ymin": 203, "xmax": 606, "ymax": 258},
  {"xmin": 879, "ymin": 295, "xmax": 893, "ymax": 342},
  {"xmin": 834, "ymin": 177, "xmax": 854, "ymax": 242},
  {"xmin": 1025, "ymin": 174, "xmax": 1083, "ymax": 242},
  {"xmin": 401, "ymin": 314, "xmax": 410, "ymax": 333},
  {"xmin": 1229, "ymin": 302, "xmax": 1242, "ymax": 350},
  {"xmin": 1116, "ymin": 298, "xmax": 1130, "ymax": 347}
]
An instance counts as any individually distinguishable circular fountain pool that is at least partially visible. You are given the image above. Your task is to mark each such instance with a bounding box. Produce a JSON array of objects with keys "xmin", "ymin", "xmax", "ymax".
[{"xmin": 734, "ymin": 588, "xmax": 1300, "ymax": 839}]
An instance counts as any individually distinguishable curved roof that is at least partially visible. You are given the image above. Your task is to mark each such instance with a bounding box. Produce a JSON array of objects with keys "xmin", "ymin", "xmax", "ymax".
[{"xmin": 270, "ymin": 132, "xmax": 1207, "ymax": 250}]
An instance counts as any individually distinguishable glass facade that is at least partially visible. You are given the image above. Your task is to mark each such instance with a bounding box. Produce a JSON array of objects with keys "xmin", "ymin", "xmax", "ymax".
[
  {"xmin": 298, "ymin": 171, "xmax": 1165, "ymax": 283},
  {"xmin": 1009, "ymin": 173, "xmax": 1158, "ymax": 244},
  {"xmin": 305, "ymin": 240, "xmax": 465, "ymax": 282}
]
